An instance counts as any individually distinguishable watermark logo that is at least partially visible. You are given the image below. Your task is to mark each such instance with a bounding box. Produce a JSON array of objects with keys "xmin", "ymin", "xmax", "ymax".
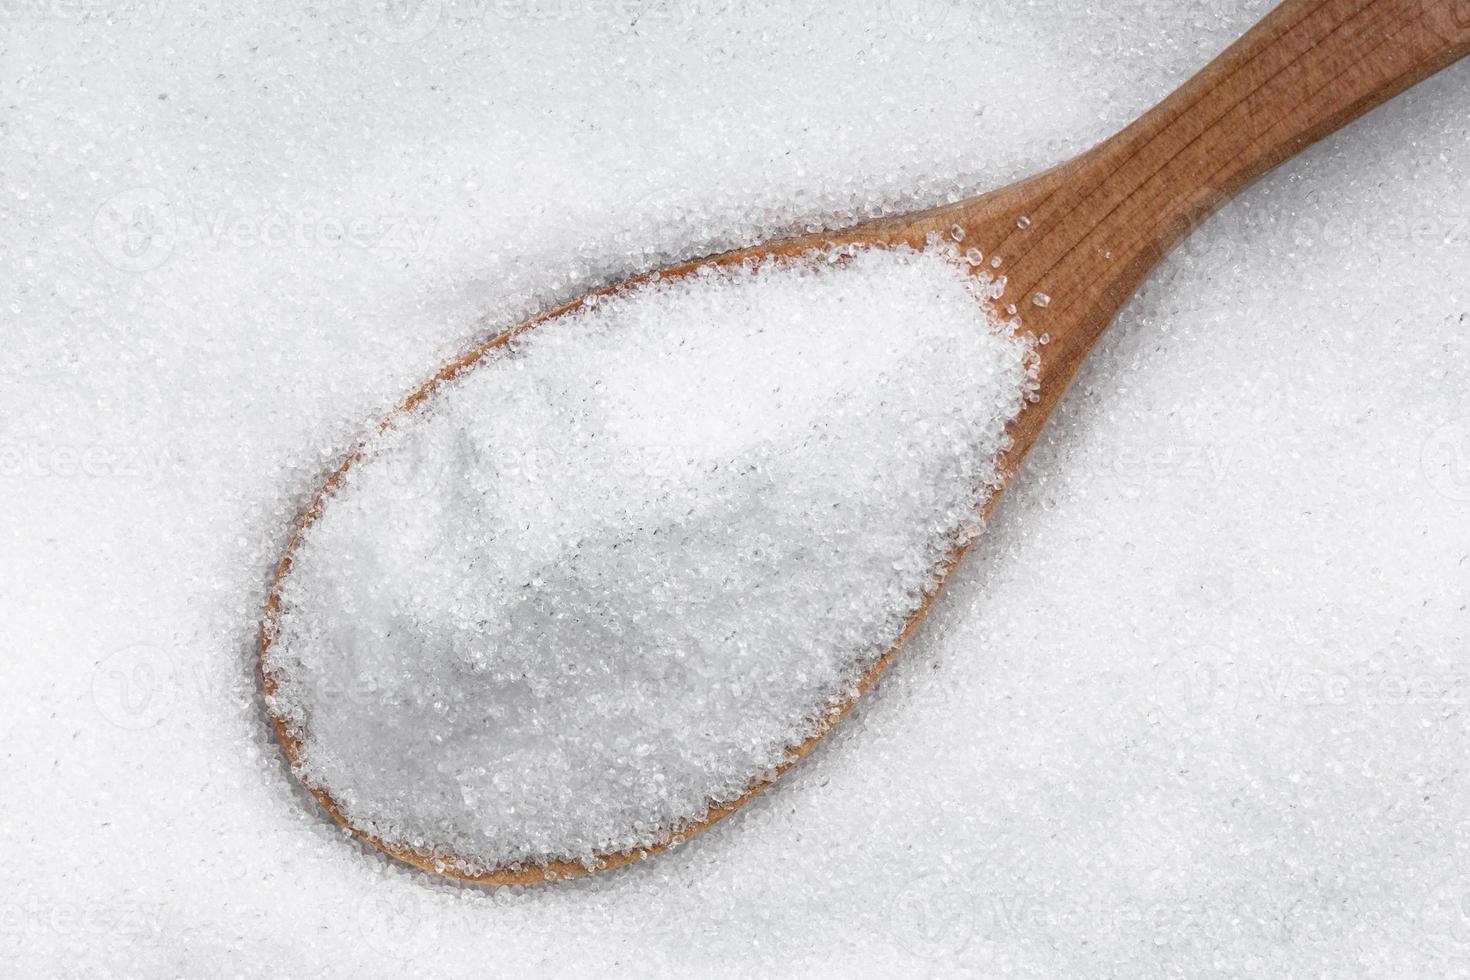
[
  {"xmin": 1421, "ymin": 0, "xmax": 1470, "ymax": 43},
  {"xmin": 91, "ymin": 643, "xmax": 175, "ymax": 730},
  {"xmin": 1085, "ymin": 442, "xmax": 1236, "ymax": 497},
  {"xmin": 1422, "ymin": 417, "xmax": 1470, "ymax": 502},
  {"xmin": 365, "ymin": 421, "xmax": 488, "ymax": 508},
  {"xmin": 1424, "ymin": 873, "xmax": 1470, "ymax": 956},
  {"xmin": 0, "ymin": 442, "xmax": 170, "ymax": 484},
  {"xmin": 195, "ymin": 207, "xmax": 437, "ymax": 257},
  {"xmin": 375, "ymin": 436, "xmax": 448, "ymax": 504},
  {"xmin": 1172, "ymin": 188, "xmax": 1470, "ymax": 266},
  {"xmin": 92, "ymin": 188, "xmax": 438, "ymax": 273},
  {"xmin": 1149, "ymin": 643, "xmax": 1240, "ymax": 727},
  {"xmin": 356, "ymin": 886, "xmax": 436, "ymax": 957},
  {"xmin": 93, "ymin": 188, "xmax": 177, "ymax": 273},
  {"xmin": 365, "ymin": 0, "xmax": 442, "ymax": 42},
  {"xmin": 0, "ymin": 898, "xmax": 168, "ymax": 942},
  {"xmin": 0, "ymin": 0, "xmax": 168, "ymax": 24},
  {"xmin": 881, "ymin": 0, "xmax": 972, "ymax": 42},
  {"xmin": 888, "ymin": 872, "xmax": 975, "ymax": 960},
  {"xmin": 1143, "ymin": 643, "xmax": 1470, "ymax": 734}
]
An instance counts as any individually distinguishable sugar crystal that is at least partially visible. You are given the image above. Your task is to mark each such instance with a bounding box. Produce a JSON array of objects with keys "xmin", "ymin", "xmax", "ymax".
[{"xmin": 265, "ymin": 245, "xmax": 1033, "ymax": 870}]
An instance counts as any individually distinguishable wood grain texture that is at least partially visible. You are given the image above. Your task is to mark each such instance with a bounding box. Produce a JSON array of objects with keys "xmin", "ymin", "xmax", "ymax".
[{"xmin": 258, "ymin": 0, "xmax": 1470, "ymax": 884}]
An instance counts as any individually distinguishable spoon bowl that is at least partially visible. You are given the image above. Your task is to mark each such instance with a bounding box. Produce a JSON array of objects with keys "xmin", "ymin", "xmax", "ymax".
[{"xmin": 260, "ymin": 0, "xmax": 1470, "ymax": 883}]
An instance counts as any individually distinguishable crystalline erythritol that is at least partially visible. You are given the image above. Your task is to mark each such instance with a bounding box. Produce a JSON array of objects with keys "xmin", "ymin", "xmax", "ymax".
[
  {"xmin": 7, "ymin": 0, "xmax": 1470, "ymax": 975},
  {"xmin": 265, "ymin": 246, "xmax": 1035, "ymax": 870}
]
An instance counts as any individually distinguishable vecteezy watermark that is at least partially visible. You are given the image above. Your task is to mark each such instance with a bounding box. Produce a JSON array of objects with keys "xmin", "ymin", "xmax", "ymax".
[
  {"xmin": 1257, "ymin": 662, "xmax": 1470, "ymax": 709},
  {"xmin": 1423, "ymin": 873, "xmax": 1470, "ymax": 956},
  {"xmin": 348, "ymin": 0, "xmax": 745, "ymax": 45},
  {"xmin": 0, "ymin": 441, "xmax": 172, "ymax": 484},
  {"xmin": 487, "ymin": 0, "xmax": 763, "ymax": 32},
  {"xmin": 364, "ymin": 0, "xmax": 442, "ymax": 42},
  {"xmin": 880, "ymin": 0, "xmax": 973, "ymax": 42},
  {"xmin": 356, "ymin": 884, "xmax": 437, "ymax": 958},
  {"xmin": 90, "ymin": 641, "xmax": 266, "ymax": 731},
  {"xmin": 1082, "ymin": 442, "xmax": 1236, "ymax": 496},
  {"xmin": 1145, "ymin": 645, "xmax": 1470, "ymax": 730},
  {"xmin": 92, "ymin": 188, "xmax": 438, "ymax": 273},
  {"xmin": 93, "ymin": 188, "xmax": 177, "ymax": 273},
  {"xmin": 194, "ymin": 207, "xmax": 436, "ymax": 255},
  {"xmin": 90, "ymin": 643, "xmax": 176, "ymax": 730},
  {"xmin": 1421, "ymin": 0, "xmax": 1470, "ymax": 43},
  {"xmin": 984, "ymin": 893, "xmax": 1273, "ymax": 941},
  {"xmin": 1173, "ymin": 189, "xmax": 1470, "ymax": 265},
  {"xmin": 888, "ymin": 877, "xmax": 1291, "ymax": 958},
  {"xmin": 0, "ymin": 0, "xmax": 168, "ymax": 24},
  {"xmin": 1292, "ymin": 210, "xmax": 1470, "ymax": 251},
  {"xmin": 0, "ymin": 898, "xmax": 169, "ymax": 942},
  {"xmin": 358, "ymin": 419, "xmax": 489, "ymax": 506},
  {"xmin": 1422, "ymin": 417, "xmax": 1470, "ymax": 502},
  {"xmin": 1149, "ymin": 643, "xmax": 1241, "ymax": 728},
  {"xmin": 888, "ymin": 872, "xmax": 976, "ymax": 960}
]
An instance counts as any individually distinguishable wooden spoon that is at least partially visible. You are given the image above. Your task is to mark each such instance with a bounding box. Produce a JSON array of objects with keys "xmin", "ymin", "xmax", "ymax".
[{"xmin": 260, "ymin": 0, "xmax": 1470, "ymax": 884}]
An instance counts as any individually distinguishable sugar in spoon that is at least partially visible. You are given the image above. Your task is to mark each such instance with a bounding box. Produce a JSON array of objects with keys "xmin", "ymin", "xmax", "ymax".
[{"xmin": 260, "ymin": 0, "xmax": 1470, "ymax": 883}]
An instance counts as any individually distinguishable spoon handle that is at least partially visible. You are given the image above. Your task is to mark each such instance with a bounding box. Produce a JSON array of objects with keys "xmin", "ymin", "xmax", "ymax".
[{"xmin": 993, "ymin": 0, "xmax": 1470, "ymax": 370}]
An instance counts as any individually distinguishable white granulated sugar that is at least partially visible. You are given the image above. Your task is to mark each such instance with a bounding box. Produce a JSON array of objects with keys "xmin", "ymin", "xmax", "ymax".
[
  {"xmin": 265, "ymin": 247, "xmax": 1032, "ymax": 871},
  {"xmin": 5, "ymin": 0, "xmax": 1470, "ymax": 976}
]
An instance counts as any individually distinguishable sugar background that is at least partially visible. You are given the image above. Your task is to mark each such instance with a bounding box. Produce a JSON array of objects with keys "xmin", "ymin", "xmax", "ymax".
[{"xmin": 3, "ymin": 0, "xmax": 1469, "ymax": 977}]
